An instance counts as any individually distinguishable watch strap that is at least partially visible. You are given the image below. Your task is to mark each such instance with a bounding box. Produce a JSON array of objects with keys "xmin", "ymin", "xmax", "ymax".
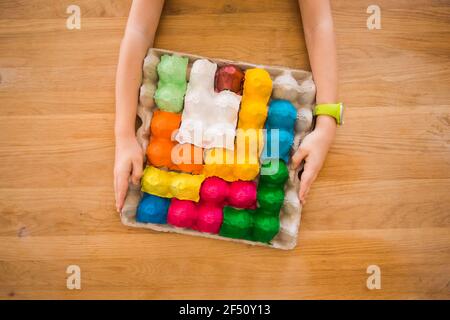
[{"xmin": 314, "ymin": 103, "xmax": 344, "ymax": 125}]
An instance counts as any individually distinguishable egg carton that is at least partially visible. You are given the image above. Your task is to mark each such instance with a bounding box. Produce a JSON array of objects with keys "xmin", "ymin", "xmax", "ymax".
[{"xmin": 120, "ymin": 48, "xmax": 315, "ymax": 250}]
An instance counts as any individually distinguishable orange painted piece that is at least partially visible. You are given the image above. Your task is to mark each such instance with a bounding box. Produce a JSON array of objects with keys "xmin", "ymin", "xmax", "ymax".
[
  {"xmin": 150, "ymin": 110, "xmax": 182, "ymax": 137},
  {"xmin": 146, "ymin": 110, "xmax": 181, "ymax": 168},
  {"xmin": 172, "ymin": 143, "xmax": 204, "ymax": 174},
  {"xmin": 146, "ymin": 110, "xmax": 204, "ymax": 174}
]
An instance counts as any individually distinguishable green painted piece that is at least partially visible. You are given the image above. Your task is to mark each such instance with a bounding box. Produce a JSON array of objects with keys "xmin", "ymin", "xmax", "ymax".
[
  {"xmin": 257, "ymin": 160, "xmax": 288, "ymax": 214},
  {"xmin": 259, "ymin": 160, "xmax": 289, "ymax": 186},
  {"xmin": 154, "ymin": 54, "xmax": 188, "ymax": 113},
  {"xmin": 252, "ymin": 212, "xmax": 280, "ymax": 243},
  {"xmin": 257, "ymin": 185, "xmax": 285, "ymax": 213},
  {"xmin": 219, "ymin": 207, "xmax": 253, "ymax": 240}
]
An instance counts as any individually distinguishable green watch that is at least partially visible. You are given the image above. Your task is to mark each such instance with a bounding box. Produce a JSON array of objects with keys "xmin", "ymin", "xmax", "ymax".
[{"xmin": 313, "ymin": 102, "xmax": 345, "ymax": 125}]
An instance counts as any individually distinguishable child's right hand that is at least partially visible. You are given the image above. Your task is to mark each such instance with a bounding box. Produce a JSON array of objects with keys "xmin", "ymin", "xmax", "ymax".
[{"xmin": 114, "ymin": 135, "xmax": 144, "ymax": 213}]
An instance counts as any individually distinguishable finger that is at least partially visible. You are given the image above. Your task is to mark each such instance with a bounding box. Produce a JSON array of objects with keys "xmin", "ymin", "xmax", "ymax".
[
  {"xmin": 116, "ymin": 170, "xmax": 130, "ymax": 213},
  {"xmin": 299, "ymin": 185, "xmax": 311, "ymax": 206},
  {"xmin": 298, "ymin": 163, "xmax": 317, "ymax": 205},
  {"xmin": 291, "ymin": 147, "xmax": 307, "ymax": 169},
  {"xmin": 114, "ymin": 168, "xmax": 120, "ymax": 211},
  {"xmin": 131, "ymin": 159, "xmax": 143, "ymax": 185}
]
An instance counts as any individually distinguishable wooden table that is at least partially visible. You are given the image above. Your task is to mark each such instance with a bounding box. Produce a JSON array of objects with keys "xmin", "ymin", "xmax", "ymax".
[{"xmin": 0, "ymin": 0, "xmax": 449, "ymax": 299}]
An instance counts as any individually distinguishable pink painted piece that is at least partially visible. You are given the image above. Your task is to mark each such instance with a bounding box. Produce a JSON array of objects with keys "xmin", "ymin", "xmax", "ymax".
[
  {"xmin": 199, "ymin": 176, "xmax": 229, "ymax": 204},
  {"xmin": 195, "ymin": 203, "xmax": 224, "ymax": 234},
  {"xmin": 227, "ymin": 180, "xmax": 257, "ymax": 209},
  {"xmin": 200, "ymin": 177, "xmax": 256, "ymax": 209},
  {"xmin": 167, "ymin": 198, "xmax": 197, "ymax": 228}
]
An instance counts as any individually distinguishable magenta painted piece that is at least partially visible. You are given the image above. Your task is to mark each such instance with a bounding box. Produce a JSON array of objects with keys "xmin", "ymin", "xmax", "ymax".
[
  {"xmin": 199, "ymin": 177, "xmax": 229, "ymax": 204},
  {"xmin": 167, "ymin": 198, "xmax": 197, "ymax": 228},
  {"xmin": 201, "ymin": 177, "xmax": 256, "ymax": 209},
  {"xmin": 195, "ymin": 203, "xmax": 223, "ymax": 234},
  {"xmin": 168, "ymin": 199, "xmax": 223, "ymax": 234},
  {"xmin": 228, "ymin": 181, "xmax": 257, "ymax": 209}
]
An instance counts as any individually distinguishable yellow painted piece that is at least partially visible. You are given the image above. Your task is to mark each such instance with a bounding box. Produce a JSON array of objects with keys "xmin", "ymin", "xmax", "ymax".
[
  {"xmin": 203, "ymin": 148, "xmax": 234, "ymax": 179},
  {"xmin": 141, "ymin": 166, "xmax": 205, "ymax": 202},
  {"xmin": 204, "ymin": 129, "xmax": 264, "ymax": 182},
  {"xmin": 237, "ymin": 68, "xmax": 273, "ymax": 130}
]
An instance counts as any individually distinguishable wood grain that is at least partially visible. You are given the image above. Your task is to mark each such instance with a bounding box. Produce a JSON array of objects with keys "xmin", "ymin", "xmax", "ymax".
[{"xmin": 0, "ymin": 0, "xmax": 449, "ymax": 299}]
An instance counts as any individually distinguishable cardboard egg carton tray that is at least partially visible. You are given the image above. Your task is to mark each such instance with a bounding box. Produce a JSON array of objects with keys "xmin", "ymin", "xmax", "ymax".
[{"xmin": 121, "ymin": 48, "xmax": 316, "ymax": 250}]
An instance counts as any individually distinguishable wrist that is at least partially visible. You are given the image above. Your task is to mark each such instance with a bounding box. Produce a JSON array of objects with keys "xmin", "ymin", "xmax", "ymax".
[
  {"xmin": 316, "ymin": 114, "xmax": 337, "ymax": 129},
  {"xmin": 115, "ymin": 120, "xmax": 136, "ymax": 140},
  {"xmin": 115, "ymin": 128, "xmax": 136, "ymax": 143},
  {"xmin": 315, "ymin": 115, "xmax": 337, "ymax": 141}
]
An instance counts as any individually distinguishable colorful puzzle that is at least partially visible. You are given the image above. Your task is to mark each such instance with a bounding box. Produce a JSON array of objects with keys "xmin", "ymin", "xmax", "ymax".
[{"xmin": 121, "ymin": 48, "xmax": 316, "ymax": 249}]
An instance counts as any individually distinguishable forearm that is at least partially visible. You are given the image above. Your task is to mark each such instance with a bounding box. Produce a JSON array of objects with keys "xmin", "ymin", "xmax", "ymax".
[
  {"xmin": 115, "ymin": 33, "xmax": 148, "ymax": 139},
  {"xmin": 115, "ymin": 0, "xmax": 164, "ymax": 140},
  {"xmin": 298, "ymin": 0, "xmax": 338, "ymax": 105}
]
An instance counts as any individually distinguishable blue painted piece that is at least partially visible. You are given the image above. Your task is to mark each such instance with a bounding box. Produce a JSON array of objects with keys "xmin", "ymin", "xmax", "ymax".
[
  {"xmin": 261, "ymin": 100, "xmax": 297, "ymax": 163},
  {"xmin": 136, "ymin": 192, "xmax": 170, "ymax": 224}
]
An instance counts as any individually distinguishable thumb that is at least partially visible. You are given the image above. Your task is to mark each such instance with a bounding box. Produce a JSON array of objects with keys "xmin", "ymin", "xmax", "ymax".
[
  {"xmin": 115, "ymin": 169, "xmax": 130, "ymax": 213},
  {"xmin": 298, "ymin": 161, "xmax": 317, "ymax": 205}
]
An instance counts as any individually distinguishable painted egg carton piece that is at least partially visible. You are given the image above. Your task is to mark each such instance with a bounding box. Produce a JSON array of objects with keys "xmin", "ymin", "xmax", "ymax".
[{"xmin": 121, "ymin": 48, "xmax": 315, "ymax": 250}]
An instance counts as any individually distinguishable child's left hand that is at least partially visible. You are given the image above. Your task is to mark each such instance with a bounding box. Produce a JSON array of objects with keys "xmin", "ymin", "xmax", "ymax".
[
  {"xmin": 291, "ymin": 115, "xmax": 336, "ymax": 205},
  {"xmin": 114, "ymin": 135, "xmax": 144, "ymax": 213}
]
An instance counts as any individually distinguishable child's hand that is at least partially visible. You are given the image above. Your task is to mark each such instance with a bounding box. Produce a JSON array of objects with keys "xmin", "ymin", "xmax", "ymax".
[
  {"xmin": 291, "ymin": 115, "xmax": 336, "ymax": 205},
  {"xmin": 114, "ymin": 136, "xmax": 144, "ymax": 213}
]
